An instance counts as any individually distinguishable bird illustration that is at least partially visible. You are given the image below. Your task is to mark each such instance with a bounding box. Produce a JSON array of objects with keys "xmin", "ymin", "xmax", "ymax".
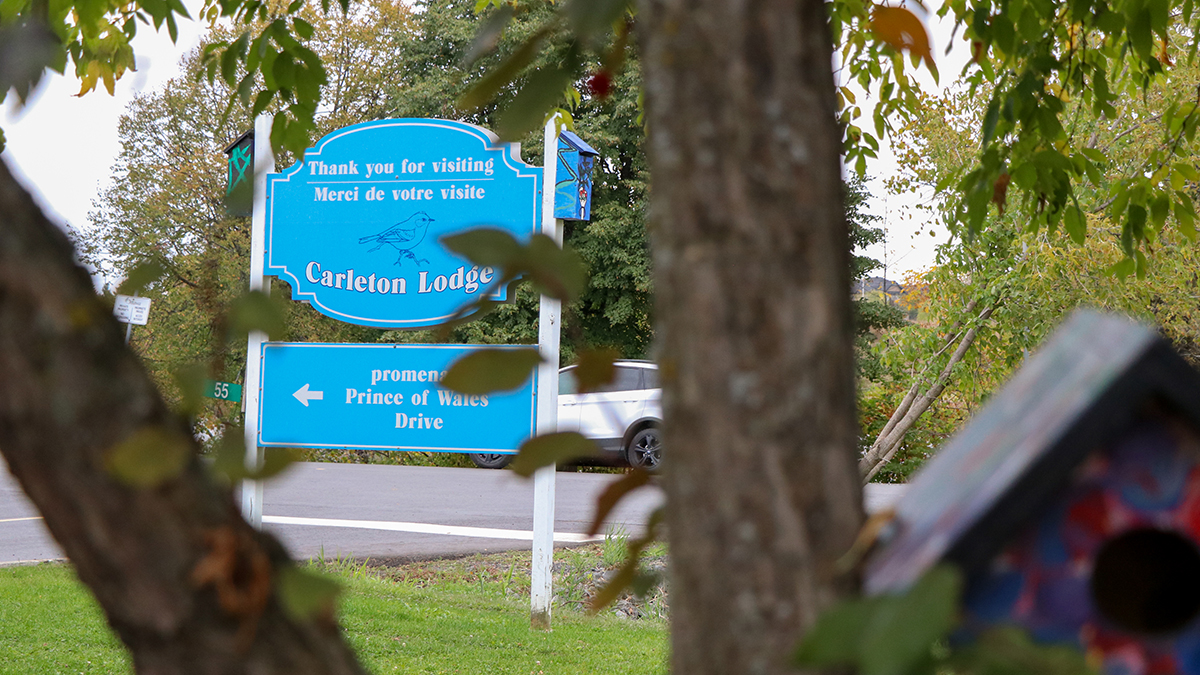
[{"xmin": 358, "ymin": 212, "xmax": 435, "ymax": 266}]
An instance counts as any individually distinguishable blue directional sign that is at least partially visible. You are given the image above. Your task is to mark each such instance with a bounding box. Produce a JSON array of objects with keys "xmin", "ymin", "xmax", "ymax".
[
  {"xmin": 258, "ymin": 343, "xmax": 536, "ymax": 453},
  {"xmin": 265, "ymin": 119, "xmax": 542, "ymax": 328}
]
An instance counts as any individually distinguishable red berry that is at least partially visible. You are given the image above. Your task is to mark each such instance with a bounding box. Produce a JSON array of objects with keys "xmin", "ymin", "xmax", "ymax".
[{"xmin": 587, "ymin": 71, "xmax": 612, "ymax": 99}]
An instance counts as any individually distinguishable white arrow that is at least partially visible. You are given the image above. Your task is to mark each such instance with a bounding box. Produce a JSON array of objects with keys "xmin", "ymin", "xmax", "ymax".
[{"xmin": 293, "ymin": 383, "xmax": 324, "ymax": 407}]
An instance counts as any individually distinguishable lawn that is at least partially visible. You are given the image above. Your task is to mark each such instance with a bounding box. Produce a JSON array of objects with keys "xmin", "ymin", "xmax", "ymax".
[{"xmin": 0, "ymin": 545, "xmax": 668, "ymax": 674}]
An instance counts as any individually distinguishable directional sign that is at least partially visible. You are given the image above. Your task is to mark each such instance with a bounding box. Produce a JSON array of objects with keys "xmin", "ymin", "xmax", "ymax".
[
  {"xmin": 113, "ymin": 294, "xmax": 152, "ymax": 325},
  {"xmin": 258, "ymin": 343, "xmax": 537, "ymax": 453},
  {"xmin": 265, "ymin": 119, "xmax": 542, "ymax": 329}
]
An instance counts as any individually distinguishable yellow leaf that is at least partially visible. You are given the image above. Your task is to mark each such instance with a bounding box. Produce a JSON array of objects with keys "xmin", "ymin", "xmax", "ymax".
[{"xmin": 870, "ymin": 5, "xmax": 934, "ymax": 69}]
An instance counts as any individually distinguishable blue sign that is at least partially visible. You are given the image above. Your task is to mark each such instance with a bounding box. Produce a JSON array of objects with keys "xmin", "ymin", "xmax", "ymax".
[
  {"xmin": 258, "ymin": 343, "xmax": 536, "ymax": 453},
  {"xmin": 265, "ymin": 119, "xmax": 542, "ymax": 328}
]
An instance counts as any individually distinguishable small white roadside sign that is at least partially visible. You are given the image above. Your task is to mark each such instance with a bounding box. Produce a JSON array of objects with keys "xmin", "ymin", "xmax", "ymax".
[{"xmin": 113, "ymin": 294, "xmax": 152, "ymax": 326}]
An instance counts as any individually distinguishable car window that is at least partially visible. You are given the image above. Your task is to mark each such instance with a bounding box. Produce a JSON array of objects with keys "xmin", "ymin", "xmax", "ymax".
[
  {"xmin": 559, "ymin": 368, "xmax": 577, "ymax": 395},
  {"xmin": 643, "ymin": 367, "xmax": 659, "ymax": 389},
  {"xmin": 595, "ymin": 366, "xmax": 644, "ymax": 393}
]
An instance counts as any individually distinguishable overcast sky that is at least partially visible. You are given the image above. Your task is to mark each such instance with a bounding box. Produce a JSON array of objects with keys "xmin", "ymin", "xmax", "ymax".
[
  {"xmin": 1, "ymin": 21, "xmax": 204, "ymax": 235},
  {"xmin": 1, "ymin": 12, "xmax": 964, "ymax": 279}
]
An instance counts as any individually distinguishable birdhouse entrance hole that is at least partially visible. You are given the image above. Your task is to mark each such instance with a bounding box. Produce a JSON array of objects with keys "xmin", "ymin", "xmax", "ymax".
[{"xmin": 1090, "ymin": 528, "xmax": 1200, "ymax": 635}]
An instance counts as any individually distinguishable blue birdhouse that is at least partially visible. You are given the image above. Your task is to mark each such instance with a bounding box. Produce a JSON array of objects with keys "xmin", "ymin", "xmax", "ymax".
[
  {"xmin": 554, "ymin": 130, "xmax": 598, "ymax": 221},
  {"xmin": 866, "ymin": 310, "xmax": 1200, "ymax": 675}
]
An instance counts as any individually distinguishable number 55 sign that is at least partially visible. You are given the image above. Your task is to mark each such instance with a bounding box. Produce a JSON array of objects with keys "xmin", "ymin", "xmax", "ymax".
[{"xmin": 205, "ymin": 380, "xmax": 243, "ymax": 403}]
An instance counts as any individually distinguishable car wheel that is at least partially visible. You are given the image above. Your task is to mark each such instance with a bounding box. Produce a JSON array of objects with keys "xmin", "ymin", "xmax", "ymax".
[
  {"xmin": 469, "ymin": 453, "xmax": 512, "ymax": 469},
  {"xmin": 625, "ymin": 427, "xmax": 662, "ymax": 471}
]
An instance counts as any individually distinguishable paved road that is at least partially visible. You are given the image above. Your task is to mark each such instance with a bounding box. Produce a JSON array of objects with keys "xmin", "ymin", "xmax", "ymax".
[{"xmin": 0, "ymin": 461, "xmax": 905, "ymax": 565}]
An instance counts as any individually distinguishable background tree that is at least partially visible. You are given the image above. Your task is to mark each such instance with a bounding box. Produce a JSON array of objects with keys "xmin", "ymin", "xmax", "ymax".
[
  {"xmin": 848, "ymin": 174, "xmax": 906, "ymax": 380},
  {"xmin": 861, "ymin": 48, "xmax": 1200, "ymax": 481},
  {"xmin": 377, "ymin": 0, "xmax": 653, "ymax": 363}
]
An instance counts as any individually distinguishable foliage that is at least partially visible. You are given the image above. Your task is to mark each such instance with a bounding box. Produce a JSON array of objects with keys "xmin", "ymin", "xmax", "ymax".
[
  {"xmin": 379, "ymin": 0, "xmax": 653, "ymax": 363},
  {"xmin": 834, "ymin": 0, "xmax": 1200, "ymax": 272},
  {"xmin": 864, "ymin": 59, "xmax": 1200, "ymax": 480}
]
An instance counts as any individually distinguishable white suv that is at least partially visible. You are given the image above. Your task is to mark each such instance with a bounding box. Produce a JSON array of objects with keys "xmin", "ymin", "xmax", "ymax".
[{"xmin": 469, "ymin": 361, "xmax": 663, "ymax": 470}]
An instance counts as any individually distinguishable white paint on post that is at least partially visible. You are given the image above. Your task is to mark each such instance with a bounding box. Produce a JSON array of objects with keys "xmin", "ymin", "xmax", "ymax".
[
  {"xmin": 531, "ymin": 114, "xmax": 563, "ymax": 630},
  {"xmin": 241, "ymin": 114, "xmax": 274, "ymax": 528}
]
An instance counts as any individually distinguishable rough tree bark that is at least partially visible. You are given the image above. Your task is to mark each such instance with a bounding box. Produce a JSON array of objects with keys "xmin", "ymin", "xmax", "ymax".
[
  {"xmin": 637, "ymin": 0, "xmax": 865, "ymax": 673},
  {"xmin": 0, "ymin": 159, "xmax": 367, "ymax": 674}
]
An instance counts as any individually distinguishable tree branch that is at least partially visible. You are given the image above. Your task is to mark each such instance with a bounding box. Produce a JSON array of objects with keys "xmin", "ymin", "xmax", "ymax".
[{"xmin": 859, "ymin": 299, "xmax": 998, "ymax": 482}]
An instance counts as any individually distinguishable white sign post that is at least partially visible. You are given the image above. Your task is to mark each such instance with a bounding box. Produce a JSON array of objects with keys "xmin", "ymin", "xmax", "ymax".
[
  {"xmin": 114, "ymin": 293, "xmax": 152, "ymax": 344},
  {"xmin": 531, "ymin": 114, "xmax": 563, "ymax": 630},
  {"xmin": 241, "ymin": 113, "xmax": 274, "ymax": 529}
]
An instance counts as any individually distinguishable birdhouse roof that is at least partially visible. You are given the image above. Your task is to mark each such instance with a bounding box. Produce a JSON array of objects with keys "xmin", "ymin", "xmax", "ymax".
[
  {"xmin": 558, "ymin": 130, "xmax": 599, "ymax": 156},
  {"xmin": 223, "ymin": 129, "xmax": 254, "ymax": 155},
  {"xmin": 865, "ymin": 310, "xmax": 1200, "ymax": 595}
]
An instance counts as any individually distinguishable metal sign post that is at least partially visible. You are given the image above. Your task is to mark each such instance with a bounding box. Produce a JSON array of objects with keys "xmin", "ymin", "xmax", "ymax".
[
  {"xmin": 241, "ymin": 113, "xmax": 274, "ymax": 528},
  {"xmin": 531, "ymin": 114, "xmax": 563, "ymax": 630}
]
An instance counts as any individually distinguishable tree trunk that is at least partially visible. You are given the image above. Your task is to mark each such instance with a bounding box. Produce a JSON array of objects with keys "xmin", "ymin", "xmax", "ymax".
[
  {"xmin": 0, "ymin": 159, "xmax": 367, "ymax": 675},
  {"xmin": 637, "ymin": 0, "xmax": 864, "ymax": 672}
]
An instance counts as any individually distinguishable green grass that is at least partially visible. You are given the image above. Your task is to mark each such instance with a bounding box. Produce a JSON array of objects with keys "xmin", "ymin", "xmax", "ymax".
[
  {"xmin": 0, "ymin": 564, "xmax": 129, "ymax": 674},
  {"xmin": 0, "ymin": 545, "xmax": 667, "ymax": 674}
]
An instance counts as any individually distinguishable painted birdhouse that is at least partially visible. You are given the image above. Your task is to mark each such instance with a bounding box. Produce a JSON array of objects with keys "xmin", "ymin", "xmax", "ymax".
[
  {"xmin": 223, "ymin": 129, "xmax": 255, "ymax": 217},
  {"xmin": 553, "ymin": 130, "xmax": 598, "ymax": 221},
  {"xmin": 866, "ymin": 310, "xmax": 1200, "ymax": 675}
]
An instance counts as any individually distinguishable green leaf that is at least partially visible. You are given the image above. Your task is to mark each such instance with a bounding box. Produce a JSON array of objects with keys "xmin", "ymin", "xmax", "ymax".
[
  {"xmin": 1124, "ymin": 203, "xmax": 1147, "ymax": 253},
  {"xmin": 227, "ymin": 290, "xmax": 286, "ymax": 340},
  {"xmin": 440, "ymin": 348, "xmax": 543, "ymax": 395},
  {"xmin": 524, "ymin": 233, "xmax": 587, "ymax": 301},
  {"xmin": 208, "ymin": 427, "xmax": 249, "ymax": 484},
  {"xmin": 1176, "ymin": 193, "xmax": 1197, "ymax": 239},
  {"xmin": 981, "ymin": 97, "xmax": 1000, "ymax": 147},
  {"xmin": 106, "ymin": 426, "xmax": 191, "ymax": 488},
  {"xmin": 565, "ymin": 0, "xmax": 630, "ymax": 42},
  {"xmin": 511, "ymin": 431, "xmax": 599, "ymax": 477},
  {"xmin": 859, "ymin": 565, "xmax": 962, "ymax": 675},
  {"xmin": 440, "ymin": 228, "xmax": 523, "ymax": 269},
  {"xmin": 1150, "ymin": 194, "xmax": 1170, "ymax": 231},
  {"xmin": 1063, "ymin": 205, "xmax": 1086, "ymax": 244},
  {"xmin": 172, "ymin": 363, "xmax": 208, "ymax": 417},
  {"xmin": 117, "ymin": 259, "xmax": 167, "ymax": 295},
  {"xmin": 794, "ymin": 597, "xmax": 881, "ymax": 667},
  {"xmin": 277, "ymin": 566, "xmax": 341, "ymax": 622},
  {"xmin": 458, "ymin": 27, "xmax": 550, "ymax": 110},
  {"xmin": 1107, "ymin": 256, "xmax": 1136, "ymax": 279},
  {"xmin": 293, "ymin": 17, "xmax": 314, "ymax": 40},
  {"xmin": 496, "ymin": 66, "xmax": 575, "ymax": 141},
  {"xmin": 1127, "ymin": 7, "xmax": 1153, "ymax": 59},
  {"xmin": 463, "ymin": 4, "xmax": 513, "ymax": 65},
  {"xmin": 951, "ymin": 626, "xmax": 1094, "ymax": 675}
]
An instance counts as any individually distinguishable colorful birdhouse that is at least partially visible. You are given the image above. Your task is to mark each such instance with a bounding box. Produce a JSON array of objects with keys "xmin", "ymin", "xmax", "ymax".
[
  {"xmin": 866, "ymin": 310, "xmax": 1200, "ymax": 675},
  {"xmin": 224, "ymin": 129, "xmax": 255, "ymax": 217},
  {"xmin": 554, "ymin": 130, "xmax": 598, "ymax": 221}
]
